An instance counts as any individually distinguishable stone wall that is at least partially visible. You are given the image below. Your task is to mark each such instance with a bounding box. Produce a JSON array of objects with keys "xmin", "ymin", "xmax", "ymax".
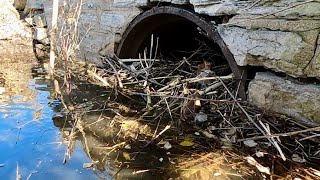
[
  {"xmin": 217, "ymin": 1, "xmax": 320, "ymax": 79},
  {"xmin": 18, "ymin": 0, "xmax": 320, "ymax": 124},
  {"xmin": 0, "ymin": 0, "xmax": 34, "ymax": 60},
  {"xmin": 248, "ymin": 72, "xmax": 320, "ymax": 125},
  {"xmin": 26, "ymin": 0, "xmax": 320, "ymax": 77}
]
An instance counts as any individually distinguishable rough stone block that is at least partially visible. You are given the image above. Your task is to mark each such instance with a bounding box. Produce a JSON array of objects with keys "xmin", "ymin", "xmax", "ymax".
[
  {"xmin": 190, "ymin": 0, "xmax": 249, "ymax": 16},
  {"xmin": 242, "ymin": 1, "xmax": 320, "ymax": 17},
  {"xmin": 113, "ymin": 0, "xmax": 148, "ymax": 8},
  {"xmin": 33, "ymin": 27, "xmax": 47, "ymax": 40},
  {"xmin": 248, "ymin": 72, "xmax": 320, "ymax": 125},
  {"xmin": 217, "ymin": 26, "xmax": 317, "ymax": 78},
  {"xmin": 76, "ymin": 50, "xmax": 103, "ymax": 66},
  {"xmin": 78, "ymin": 10, "xmax": 100, "ymax": 32},
  {"xmin": 304, "ymin": 33, "xmax": 320, "ymax": 78},
  {"xmin": 14, "ymin": 0, "xmax": 27, "ymax": 10},
  {"xmin": 227, "ymin": 15, "xmax": 320, "ymax": 35},
  {"xmin": 82, "ymin": 0, "xmax": 112, "ymax": 11},
  {"xmin": 100, "ymin": 11, "xmax": 140, "ymax": 33},
  {"xmin": 150, "ymin": 0, "xmax": 189, "ymax": 5},
  {"xmin": 79, "ymin": 31, "xmax": 114, "ymax": 55}
]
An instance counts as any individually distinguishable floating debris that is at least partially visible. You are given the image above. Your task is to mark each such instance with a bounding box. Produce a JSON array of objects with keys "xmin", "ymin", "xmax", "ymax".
[
  {"xmin": 163, "ymin": 142, "xmax": 172, "ymax": 150},
  {"xmin": 243, "ymin": 140, "xmax": 258, "ymax": 147},
  {"xmin": 246, "ymin": 156, "xmax": 270, "ymax": 175}
]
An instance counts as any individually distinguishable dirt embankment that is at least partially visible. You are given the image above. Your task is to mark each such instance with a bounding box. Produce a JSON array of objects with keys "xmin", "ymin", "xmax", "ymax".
[{"xmin": 0, "ymin": 0, "xmax": 34, "ymax": 61}]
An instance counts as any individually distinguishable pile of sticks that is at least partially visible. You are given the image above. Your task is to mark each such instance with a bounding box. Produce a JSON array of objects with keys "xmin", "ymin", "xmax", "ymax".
[{"xmin": 86, "ymin": 36, "xmax": 320, "ymax": 176}]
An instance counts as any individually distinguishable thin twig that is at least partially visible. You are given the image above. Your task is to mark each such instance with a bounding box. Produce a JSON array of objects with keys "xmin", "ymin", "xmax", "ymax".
[
  {"xmin": 218, "ymin": 77, "xmax": 286, "ymax": 161},
  {"xmin": 238, "ymin": 126, "xmax": 320, "ymax": 141}
]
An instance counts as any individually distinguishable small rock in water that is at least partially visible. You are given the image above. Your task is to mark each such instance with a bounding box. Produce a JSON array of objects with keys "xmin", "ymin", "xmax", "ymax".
[
  {"xmin": 194, "ymin": 112, "xmax": 207, "ymax": 122},
  {"xmin": 164, "ymin": 142, "xmax": 172, "ymax": 150},
  {"xmin": 82, "ymin": 163, "xmax": 94, "ymax": 169},
  {"xmin": 255, "ymin": 151, "xmax": 265, "ymax": 158},
  {"xmin": 124, "ymin": 144, "xmax": 131, "ymax": 149},
  {"xmin": 243, "ymin": 140, "xmax": 258, "ymax": 147},
  {"xmin": 292, "ymin": 154, "xmax": 306, "ymax": 163},
  {"xmin": 0, "ymin": 87, "xmax": 5, "ymax": 94}
]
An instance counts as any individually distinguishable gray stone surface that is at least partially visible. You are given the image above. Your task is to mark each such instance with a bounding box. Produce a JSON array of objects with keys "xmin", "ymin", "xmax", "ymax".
[
  {"xmin": 241, "ymin": 1, "xmax": 320, "ymax": 17},
  {"xmin": 304, "ymin": 34, "xmax": 320, "ymax": 78},
  {"xmin": 150, "ymin": 0, "xmax": 189, "ymax": 5},
  {"xmin": 33, "ymin": 27, "xmax": 47, "ymax": 40},
  {"xmin": 14, "ymin": 0, "xmax": 27, "ymax": 10},
  {"xmin": 190, "ymin": 0, "xmax": 248, "ymax": 16},
  {"xmin": 248, "ymin": 72, "xmax": 320, "ymax": 125},
  {"xmin": 217, "ymin": 0, "xmax": 320, "ymax": 78},
  {"xmin": 0, "ymin": 0, "xmax": 34, "ymax": 60},
  {"xmin": 217, "ymin": 26, "xmax": 318, "ymax": 78},
  {"xmin": 0, "ymin": 0, "xmax": 32, "ymax": 39},
  {"xmin": 113, "ymin": 0, "xmax": 148, "ymax": 7}
]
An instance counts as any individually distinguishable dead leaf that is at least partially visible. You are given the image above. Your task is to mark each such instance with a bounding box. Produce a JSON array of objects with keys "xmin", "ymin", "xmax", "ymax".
[
  {"xmin": 180, "ymin": 140, "xmax": 193, "ymax": 147},
  {"xmin": 292, "ymin": 154, "xmax": 306, "ymax": 163},
  {"xmin": 157, "ymin": 140, "xmax": 167, "ymax": 145},
  {"xmin": 123, "ymin": 152, "xmax": 131, "ymax": 160},
  {"xmin": 244, "ymin": 140, "xmax": 258, "ymax": 147},
  {"xmin": 246, "ymin": 156, "xmax": 270, "ymax": 175}
]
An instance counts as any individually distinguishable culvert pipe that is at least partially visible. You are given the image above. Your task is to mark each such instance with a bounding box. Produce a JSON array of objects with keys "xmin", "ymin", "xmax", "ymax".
[{"xmin": 116, "ymin": 6, "xmax": 247, "ymax": 99}]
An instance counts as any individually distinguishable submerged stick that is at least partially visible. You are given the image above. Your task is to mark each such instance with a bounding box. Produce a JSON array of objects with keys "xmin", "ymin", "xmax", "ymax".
[
  {"xmin": 218, "ymin": 77, "xmax": 287, "ymax": 161},
  {"xmin": 87, "ymin": 69, "xmax": 112, "ymax": 88},
  {"xmin": 16, "ymin": 163, "xmax": 21, "ymax": 180},
  {"xmin": 116, "ymin": 57, "xmax": 164, "ymax": 87},
  {"xmin": 104, "ymin": 58, "xmax": 123, "ymax": 88}
]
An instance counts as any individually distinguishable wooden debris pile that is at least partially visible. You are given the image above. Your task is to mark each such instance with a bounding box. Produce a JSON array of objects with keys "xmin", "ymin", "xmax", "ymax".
[{"xmin": 82, "ymin": 39, "xmax": 320, "ymax": 179}]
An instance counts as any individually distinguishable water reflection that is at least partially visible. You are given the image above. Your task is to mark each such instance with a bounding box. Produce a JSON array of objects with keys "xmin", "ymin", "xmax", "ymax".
[
  {"xmin": 0, "ymin": 62, "xmax": 174, "ymax": 180},
  {"xmin": 1, "ymin": 61, "xmax": 265, "ymax": 180},
  {"xmin": 0, "ymin": 63, "xmax": 97, "ymax": 179},
  {"xmin": 50, "ymin": 82, "xmax": 173, "ymax": 179}
]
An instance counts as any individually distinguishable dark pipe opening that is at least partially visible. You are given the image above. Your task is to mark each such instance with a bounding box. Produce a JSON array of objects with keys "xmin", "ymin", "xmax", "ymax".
[
  {"xmin": 119, "ymin": 14, "xmax": 231, "ymax": 76},
  {"xmin": 116, "ymin": 7, "xmax": 247, "ymax": 99}
]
